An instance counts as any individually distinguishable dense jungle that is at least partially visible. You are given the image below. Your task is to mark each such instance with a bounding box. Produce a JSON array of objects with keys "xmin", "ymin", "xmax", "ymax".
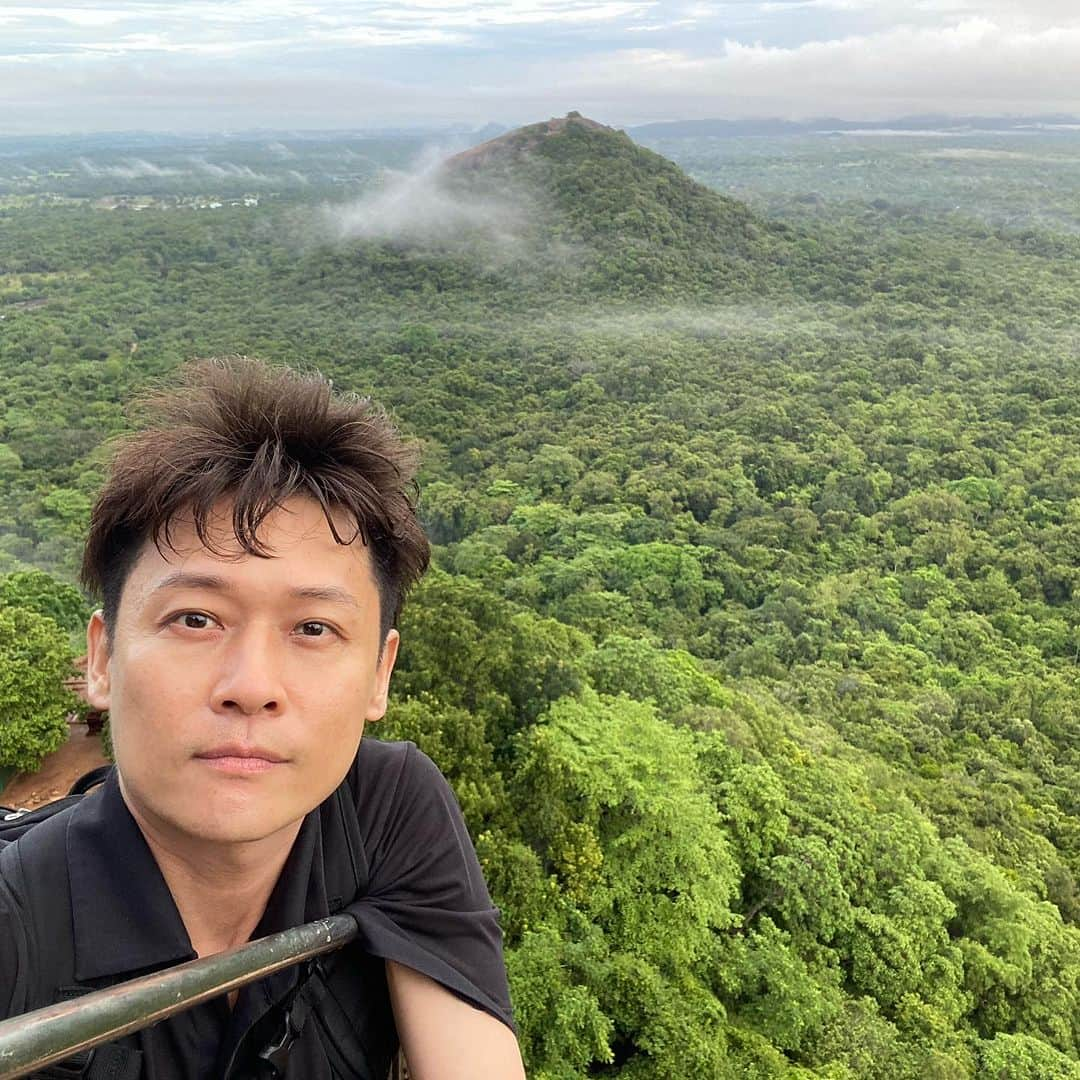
[{"xmin": 4, "ymin": 113, "xmax": 1080, "ymax": 1077}]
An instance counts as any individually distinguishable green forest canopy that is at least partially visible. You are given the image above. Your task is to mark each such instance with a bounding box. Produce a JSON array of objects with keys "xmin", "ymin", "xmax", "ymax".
[{"xmin": 4, "ymin": 114, "xmax": 1080, "ymax": 1077}]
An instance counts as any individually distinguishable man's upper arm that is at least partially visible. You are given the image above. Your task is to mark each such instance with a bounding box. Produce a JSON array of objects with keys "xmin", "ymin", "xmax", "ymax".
[
  {"xmin": 349, "ymin": 741, "xmax": 515, "ymax": 1027},
  {"xmin": 386, "ymin": 960, "xmax": 525, "ymax": 1080}
]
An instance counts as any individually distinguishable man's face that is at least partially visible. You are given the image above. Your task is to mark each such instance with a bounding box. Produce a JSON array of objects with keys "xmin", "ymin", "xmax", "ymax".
[{"xmin": 85, "ymin": 496, "xmax": 399, "ymax": 847}]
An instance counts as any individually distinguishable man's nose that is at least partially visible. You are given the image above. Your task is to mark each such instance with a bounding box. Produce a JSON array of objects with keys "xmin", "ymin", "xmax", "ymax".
[{"xmin": 210, "ymin": 626, "xmax": 285, "ymax": 716}]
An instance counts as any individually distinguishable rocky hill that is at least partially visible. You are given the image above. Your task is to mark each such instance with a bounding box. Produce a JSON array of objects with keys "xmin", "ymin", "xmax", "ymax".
[
  {"xmin": 447, "ymin": 112, "xmax": 615, "ymax": 172},
  {"xmin": 440, "ymin": 112, "xmax": 790, "ymax": 299}
]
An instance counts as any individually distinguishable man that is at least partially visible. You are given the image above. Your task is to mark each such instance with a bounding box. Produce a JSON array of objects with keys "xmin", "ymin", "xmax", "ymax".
[{"xmin": 0, "ymin": 357, "xmax": 526, "ymax": 1079}]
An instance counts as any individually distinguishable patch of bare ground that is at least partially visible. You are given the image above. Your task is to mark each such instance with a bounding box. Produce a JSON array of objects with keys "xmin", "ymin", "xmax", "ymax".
[{"xmin": 3, "ymin": 723, "xmax": 109, "ymax": 809}]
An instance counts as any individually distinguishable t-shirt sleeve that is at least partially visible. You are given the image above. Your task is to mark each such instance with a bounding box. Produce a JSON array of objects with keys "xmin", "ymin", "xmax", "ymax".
[{"xmin": 345, "ymin": 741, "xmax": 514, "ymax": 1031}]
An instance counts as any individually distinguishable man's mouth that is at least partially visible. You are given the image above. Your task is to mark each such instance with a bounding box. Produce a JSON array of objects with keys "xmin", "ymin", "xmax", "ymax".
[{"xmin": 194, "ymin": 744, "xmax": 288, "ymax": 772}]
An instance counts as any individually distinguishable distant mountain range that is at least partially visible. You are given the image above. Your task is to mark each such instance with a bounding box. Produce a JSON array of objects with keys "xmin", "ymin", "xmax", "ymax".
[
  {"xmin": 7, "ymin": 115, "xmax": 1080, "ymax": 151},
  {"xmin": 626, "ymin": 115, "xmax": 1080, "ymax": 139},
  {"xmin": 451, "ymin": 113, "xmax": 1080, "ymax": 146}
]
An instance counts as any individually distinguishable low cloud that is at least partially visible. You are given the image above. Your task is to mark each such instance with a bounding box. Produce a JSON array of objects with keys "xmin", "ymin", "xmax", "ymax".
[
  {"xmin": 307, "ymin": 145, "xmax": 589, "ymax": 277},
  {"xmin": 187, "ymin": 158, "xmax": 270, "ymax": 181},
  {"xmin": 558, "ymin": 301, "xmax": 849, "ymax": 341},
  {"xmin": 74, "ymin": 156, "xmax": 291, "ymax": 185},
  {"xmin": 77, "ymin": 156, "xmax": 180, "ymax": 179},
  {"xmin": 318, "ymin": 148, "xmax": 529, "ymax": 248}
]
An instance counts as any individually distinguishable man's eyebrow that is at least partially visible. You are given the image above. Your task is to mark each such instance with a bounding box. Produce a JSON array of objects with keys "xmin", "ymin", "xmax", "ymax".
[
  {"xmin": 151, "ymin": 571, "xmax": 231, "ymax": 595},
  {"xmin": 150, "ymin": 572, "xmax": 362, "ymax": 610},
  {"xmin": 289, "ymin": 585, "xmax": 362, "ymax": 610}
]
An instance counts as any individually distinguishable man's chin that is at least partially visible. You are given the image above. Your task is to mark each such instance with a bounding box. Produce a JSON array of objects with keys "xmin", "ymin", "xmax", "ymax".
[
  {"xmin": 137, "ymin": 796, "xmax": 306, "ymax": 847},
  {"xmin": 165, "ymin": 817, "xmax": 296, "ymax": 848}
]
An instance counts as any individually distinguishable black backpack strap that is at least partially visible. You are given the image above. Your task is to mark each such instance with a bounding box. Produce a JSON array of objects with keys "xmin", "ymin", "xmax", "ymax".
[
  {"xmin": 0, "ymin": 797, "xmax": 82, "ymax": 841},
  {"xmin": 247, "ymin": 956, "xmax": 336, "ymax": 1078},
  {"xmin": 237, "ymin": 942, "xmax": 392, "ymax": 1080},
  {"xmin": 68, "ymin": 767, "xmax": 113, "ymax": 797}
]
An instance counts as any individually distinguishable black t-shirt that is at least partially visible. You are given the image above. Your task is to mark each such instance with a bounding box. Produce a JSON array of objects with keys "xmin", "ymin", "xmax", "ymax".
[{"xmin": 0, "ymin": 739, "xmax": 513, "ymax": 1078}]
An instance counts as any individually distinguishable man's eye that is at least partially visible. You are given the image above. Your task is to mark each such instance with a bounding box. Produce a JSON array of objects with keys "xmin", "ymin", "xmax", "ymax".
[
  {"xmin": 177, "ymin": 612, "xmax": 212, "ymax": 629},
  {"xmin": 298, "ymin": 621, "xmax": 333, "ymax": 637}
]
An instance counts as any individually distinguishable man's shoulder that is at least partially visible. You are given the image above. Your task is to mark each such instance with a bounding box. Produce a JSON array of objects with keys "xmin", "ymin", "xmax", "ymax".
[
  {"xmin": 0, "ymin": 797, "xmax": 79, "ymax": 962},
  {"xmin": 0, "ymin": 798, "xmax": 79, "ymax": 884},
  {"xmin": 355, "ymin": 735, "xmax": 414, "ymax": 769},
  {"xmin": 352, "ymin": 738, "xmax": 445, "ymax": 798},
  {"xmin": 0, "ymin": 769, "xmax": 116, "ymax": 877},
  {"xmin": 0, "ymin": 865, "xmax": 28, "ymax": 1016},
  {"xmin": 347, "ymin": 739, "xmax": 464, "ymax": 867},
  {"xmin": 0, "ymin": 801, "xmax": 80, "ymax": 1017}
]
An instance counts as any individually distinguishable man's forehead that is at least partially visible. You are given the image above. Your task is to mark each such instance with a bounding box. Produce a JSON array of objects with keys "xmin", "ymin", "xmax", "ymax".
[
  {"xmin": 127, "ymin": 498, "xmax": 375, "ymax": 597},
  {"xmin": 158, "ymin": 497, "xmax": 360, "ymax": 554}
]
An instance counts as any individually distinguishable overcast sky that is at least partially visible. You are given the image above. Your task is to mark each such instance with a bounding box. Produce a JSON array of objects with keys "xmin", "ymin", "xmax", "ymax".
[{"xmin": 1, "ymin": 1, "xmax": 1077, "ymax": 134}]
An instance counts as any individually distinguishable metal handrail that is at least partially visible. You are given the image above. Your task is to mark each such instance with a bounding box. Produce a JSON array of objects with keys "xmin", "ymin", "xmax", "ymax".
[{"xmin": 0, "ymin": 912, "xmax": 358, "ymax": 1079}]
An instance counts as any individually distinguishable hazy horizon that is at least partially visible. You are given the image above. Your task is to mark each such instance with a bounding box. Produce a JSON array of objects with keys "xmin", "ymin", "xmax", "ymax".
[{"xmin": 3, "ymin": 112, "xmax": 1079, "ymax": 144}]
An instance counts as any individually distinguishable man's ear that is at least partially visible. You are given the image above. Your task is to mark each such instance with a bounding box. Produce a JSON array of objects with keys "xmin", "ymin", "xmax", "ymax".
[
  {"xmin": 365, "ymin": 629, "xmax": 400, "ymax": 722},
  {"xmin": 85, "ymin": 610, "xmax": 112, "ymax": 712}
]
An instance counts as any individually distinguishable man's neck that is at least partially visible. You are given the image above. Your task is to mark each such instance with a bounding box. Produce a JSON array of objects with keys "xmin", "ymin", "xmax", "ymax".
[{"xmin": 121, "ymin": 790, "xmax": 302, "ymax": 960}]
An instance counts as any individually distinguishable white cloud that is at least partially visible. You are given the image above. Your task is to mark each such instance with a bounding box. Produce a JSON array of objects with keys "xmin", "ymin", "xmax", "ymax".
[
  {"xmin": 0, "ymin": 0, "xmax": 659, "ymax": 62},
  {"xmin": 626, "ymin": 18, "xmax": 698, "ymax": 31},
  {"xmin": 758, "ymin": 0, "xmax": 865, "ymax": 11},
  {"xmin": 188, "ymin": 158, "xmax": 271, "ymax": 180},
  {"xmin": 722, "ymin": 19, "xmax": 1080, "ymax": 111},
  {"xmin": 2, "ymin": 1, "xmax": 1080, "ymax": 130},
  {"xmin": 759, "ymin": 0, "xmax": 1080, "ymax": 32},
  {"xmin": 527, "ymin": 17, "xmax": 1080, "ymax": 119},
  {"xmin": 320, "ymin": 148, "xmax": 527, "ymax": 245},
  {"xmin": 75, "ymin": 32, "xmax": 302, "ymax": 57},
  {"xmin": 74, "ymin": 156, "xmax": 283, "ymax": 182},
  {"xmin": 0, "ymin": 6, "xmax": 134, "ymax": 28},
  {"xmin": 304, "ymin": 25, "xmax": 468, "ymax": 45},
  {"xmin": 362, "ymin": 1, "xmax": 657, "ymax": 28},
  {"xmin": 77, "ymin": 156, "xmax": 180, "ymax": 178}
]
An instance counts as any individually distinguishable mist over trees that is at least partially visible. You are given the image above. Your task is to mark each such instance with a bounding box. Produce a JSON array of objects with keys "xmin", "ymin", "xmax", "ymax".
[{"xmin": 5, "ymin": 115, "xmax": 1080, "ymax": 1076}]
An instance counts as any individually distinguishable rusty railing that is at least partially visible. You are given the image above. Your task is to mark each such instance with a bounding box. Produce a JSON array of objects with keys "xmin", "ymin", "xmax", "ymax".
[{"xmin": 0, "ymin": 913, "xmax": 358, "ymax": 1079}]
